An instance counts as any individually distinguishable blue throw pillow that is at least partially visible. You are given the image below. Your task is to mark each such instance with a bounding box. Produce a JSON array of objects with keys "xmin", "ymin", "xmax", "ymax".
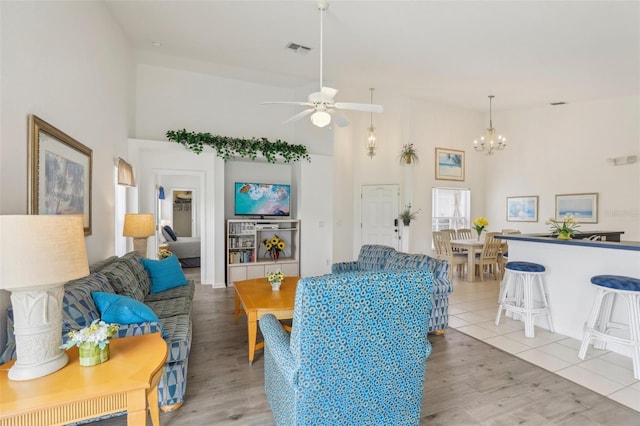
[
  {"xmin": 163, "ymin": 225, "xmax": 177, "ymax": 241},
  {"xmin": 91, "ymin": 292, "xmax": 166, "ymax": 338},
  {"xmin": 140, "ymin": 255, "xmax": 188, "ymax": 294}
]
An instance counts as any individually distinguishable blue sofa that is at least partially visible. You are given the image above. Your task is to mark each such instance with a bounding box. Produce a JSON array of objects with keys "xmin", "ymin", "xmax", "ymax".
[
  {"xmin": 259, "ymin": 268, "xmax": 434, "ymax": 425},
  {"xmin": 0, "ymin": 251, "xmax": 193, "ymax": 412},
  {"xmin": 332, "ymin": 244, "xmax": 453, "ymax": 333}
]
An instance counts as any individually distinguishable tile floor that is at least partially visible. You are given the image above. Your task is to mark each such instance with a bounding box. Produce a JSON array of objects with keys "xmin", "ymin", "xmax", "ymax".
[{"xmin": 448, "ymin": 277, "xmax": 640, "ymax": 413}]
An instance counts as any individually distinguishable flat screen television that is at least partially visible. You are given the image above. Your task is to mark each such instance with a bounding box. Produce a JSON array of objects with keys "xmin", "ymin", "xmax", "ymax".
[{"xmin": 234, "ymin": 182, "xmax": 291, "ymax": 217}]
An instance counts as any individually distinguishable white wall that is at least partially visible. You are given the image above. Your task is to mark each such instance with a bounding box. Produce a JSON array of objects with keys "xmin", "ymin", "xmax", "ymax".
[
  {"xmin": 484, "ymin": 96, "xmax": 640, "ymax": 241},
  {"xmin": 136, "ymin": 63, "xmax": 297, "ymax": 143},
  {"xmin": 0, "ymin": 1, "xmax": 134, "ymax": 353}
]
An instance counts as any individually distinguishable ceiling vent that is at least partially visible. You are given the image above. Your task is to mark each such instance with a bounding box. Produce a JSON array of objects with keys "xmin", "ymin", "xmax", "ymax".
[
  {"xmin": 550, "ymin": 102, "xmax": 566, "ymax": 106},
  {"xmin": 285, "ymin": 42, "xmax": 311, "ymax": 55}
]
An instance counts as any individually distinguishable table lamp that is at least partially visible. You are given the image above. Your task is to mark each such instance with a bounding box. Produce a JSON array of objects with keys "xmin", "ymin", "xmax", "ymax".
[
  {"xmin": 0, "ymin": 215, "xmax": 89, "ymax": 381},
  {"xmin": 123, "ymin": 213, "xmax": 155, "ymax": 257}
]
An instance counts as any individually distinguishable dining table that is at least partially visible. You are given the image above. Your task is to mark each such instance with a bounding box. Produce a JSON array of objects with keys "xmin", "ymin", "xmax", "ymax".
[{"xmin": 449, "ymin": 238, "xmax": 485, "ymax": 282}]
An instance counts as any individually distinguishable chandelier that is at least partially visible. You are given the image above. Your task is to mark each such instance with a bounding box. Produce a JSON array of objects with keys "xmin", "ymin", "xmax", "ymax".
[
  {"xmin": 473, "ymin": 95, "xmax": 507, "ymax": 155},
  {"xmin": 366, "ymin": 88, "xmax": 377, "ymax": 158}
]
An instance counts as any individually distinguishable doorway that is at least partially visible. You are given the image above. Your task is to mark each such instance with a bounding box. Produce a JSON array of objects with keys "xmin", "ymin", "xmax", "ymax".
[
  {"xmin": 360, "ymin": 184, "xmax": 400, "ymax": 250},
  {"xmin": 173, "ymin": 190, "xmax": 194, "ymax": 237}
]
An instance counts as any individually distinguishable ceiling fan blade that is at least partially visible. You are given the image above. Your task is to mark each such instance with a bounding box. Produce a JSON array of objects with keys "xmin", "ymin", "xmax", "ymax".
[
  {"xmin": 282, "ymin": 108, "xmax": 315, "ymax": 125},
  {"xmin": 320, "ymin": 86, "xmax": 338, "ymax": 100},
  {"xmin": 329, "ymin": 110, "xmax": 350, "ymax": 127},
  {"xmin": 334, "ymin": 102, "xmax": 384, "ymax": 113},
  {"xmin": 262, "ymin": 101, "xmax": 314, "ymax": 107}
]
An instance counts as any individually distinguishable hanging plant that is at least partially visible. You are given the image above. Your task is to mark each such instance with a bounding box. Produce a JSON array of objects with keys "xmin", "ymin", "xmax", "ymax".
[{"xmin": 166, "ymin": 129, "xmax": 311, "ymax": 164}]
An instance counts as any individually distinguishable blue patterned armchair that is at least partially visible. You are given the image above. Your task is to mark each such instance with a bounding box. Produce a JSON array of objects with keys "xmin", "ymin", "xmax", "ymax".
[
  {"xmin": 259, "ymin": 269, "xmax": 434, "ymax": 426},
  {"xmin": 332, "ymin": 245, "xmax": 452, "ymax": 334}
]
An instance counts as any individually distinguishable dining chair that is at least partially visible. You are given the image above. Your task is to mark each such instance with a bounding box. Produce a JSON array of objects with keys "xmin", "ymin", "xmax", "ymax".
[
  {"xmin": 456, "ymin": 228, "xmax": 473, "ymax": 240},
  {"xmin": 441, "ymin": 229, "xmax": 456, "ymax": 241},
  {"xmin": 433, "ymin": 231, "xmax": 467, "ymax": 280},
  {"xmin": 475, "ymin": 232, "xmax": 503, "ymax": 281}
]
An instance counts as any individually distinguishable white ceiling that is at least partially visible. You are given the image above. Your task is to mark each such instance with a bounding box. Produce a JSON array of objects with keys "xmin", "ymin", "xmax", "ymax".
[{"xmin": 104, "ymin": 0, "xmax": 640, "ymax": 112}]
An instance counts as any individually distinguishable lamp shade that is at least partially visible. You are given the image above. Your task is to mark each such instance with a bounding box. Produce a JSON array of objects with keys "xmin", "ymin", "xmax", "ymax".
[
  {"xmin": 123, "ymin": 213, "xmax": 155, "ymax": 238},
  {"xmin": 0, "ymin": 215, "xmax": 89, "ymax": 290}
]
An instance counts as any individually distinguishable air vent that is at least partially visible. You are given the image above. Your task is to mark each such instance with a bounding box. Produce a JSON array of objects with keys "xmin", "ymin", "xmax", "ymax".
[
  {"xmin": 285, "ymin": 42, "xmax": 311, "ymax": 55},
  {"xmin": 550, "ymin": 102, "xmax": 566, "ymax": 106}
]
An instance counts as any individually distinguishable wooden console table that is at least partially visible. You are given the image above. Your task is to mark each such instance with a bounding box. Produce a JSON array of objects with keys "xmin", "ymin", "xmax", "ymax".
[{"xmin": 0, "ymin": 333, "xmax": 167, "ymax": 426}]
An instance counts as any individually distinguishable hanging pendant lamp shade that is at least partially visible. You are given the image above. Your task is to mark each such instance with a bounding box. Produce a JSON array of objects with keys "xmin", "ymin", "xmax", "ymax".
[{"xmin": 366, "ymin": 88, "xmax": 377, "ymax": 158}]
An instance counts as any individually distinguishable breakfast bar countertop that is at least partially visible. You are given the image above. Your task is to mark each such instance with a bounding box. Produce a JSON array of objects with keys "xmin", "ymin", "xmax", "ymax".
[{"xmin": 497, "ymin": 233, "xmax": 640, "ymax": 251}]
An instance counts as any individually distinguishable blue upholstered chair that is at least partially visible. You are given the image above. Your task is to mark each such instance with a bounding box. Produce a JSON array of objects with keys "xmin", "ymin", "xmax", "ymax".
[
  {"xmin": 332, "ymin": 244, "xmax": 452, "ymax": 334},
  {"xmin": 259, "ymin": 269, "xmax": 434, "ymax": 426}
]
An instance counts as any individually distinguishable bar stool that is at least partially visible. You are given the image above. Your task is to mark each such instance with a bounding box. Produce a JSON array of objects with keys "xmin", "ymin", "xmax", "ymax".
[
  {"xmin": 495, "ymin": 261, "xmax": 554, "ymax": 338},
  {"xmin": 578, "ymin": 275, "xmax": 640, "ymax": 380}
]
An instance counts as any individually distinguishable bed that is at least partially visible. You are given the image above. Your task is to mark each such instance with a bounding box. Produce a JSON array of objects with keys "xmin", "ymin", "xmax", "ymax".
[{"xmin": 163, "ymin": 226, "xmax": 201, "ymax": 268}]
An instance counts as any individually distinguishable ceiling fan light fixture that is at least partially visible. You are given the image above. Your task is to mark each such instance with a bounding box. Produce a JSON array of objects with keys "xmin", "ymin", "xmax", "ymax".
[{"xmin": 311, "ymin": 110, "xmax": 331, "ymax": 127}]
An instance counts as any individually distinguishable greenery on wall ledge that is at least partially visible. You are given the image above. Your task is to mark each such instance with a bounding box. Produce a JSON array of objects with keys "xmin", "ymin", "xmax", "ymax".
[{"xmin": 166, "ymin": 129, "xmax": 311, "ymax": 164}]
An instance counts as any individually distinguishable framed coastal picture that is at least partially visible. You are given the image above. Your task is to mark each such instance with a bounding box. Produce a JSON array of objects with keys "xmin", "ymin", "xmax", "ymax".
[
  {"xmin": 506, "ymin": 196, "xmax": 538, "ymax": 222},
  {"xmin": 28, "ymin": 115, "xmax": 93, "ymax": 235},
  {"xmin": 555, "ymin": 193, "xmax": 598, "ymax": 223},
  {"xmin": 435, "ymin": 148, "xmax": 465, "ymax": 181}
]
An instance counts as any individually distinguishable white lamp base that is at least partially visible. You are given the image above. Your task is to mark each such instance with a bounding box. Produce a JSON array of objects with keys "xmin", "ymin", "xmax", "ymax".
[
  {"xmin": 9, "ymin": 285, "xmax": 68, "ymax": 381},
  {"xmin": 132, "ymin": 238, "xmax": 149, "ymax": 258}
]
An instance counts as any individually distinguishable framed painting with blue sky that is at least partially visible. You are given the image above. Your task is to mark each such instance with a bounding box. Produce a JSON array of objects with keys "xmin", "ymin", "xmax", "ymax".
[
  {"xmin": 506, "ymin": 196, "xmax": 538, "ymax": 222},
  {"xmin": 435, "ymin": 148, "xmax": 465, "ymax": 181},
  {"xmin": 555, "ymin": 193, "xmax": 598, "ymax": 223}
]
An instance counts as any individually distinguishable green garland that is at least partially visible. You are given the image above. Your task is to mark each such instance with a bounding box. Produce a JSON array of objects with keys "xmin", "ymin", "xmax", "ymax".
[{"xmin": 166, "ymin": 129, "xmax": 311, "ymax": 164}]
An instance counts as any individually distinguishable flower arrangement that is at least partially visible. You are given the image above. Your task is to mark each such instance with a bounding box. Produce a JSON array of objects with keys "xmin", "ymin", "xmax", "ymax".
[
  {"xmin": 267, "ymin": 270, "xmax": 285, "ymax": 284},
  {"xmin": 546, "ymin": 215, "xmax": 580, "ymax": 239},
  {"xmin": 158, "ymin": 247, "xmax": 173, "ymax": 259},
  {"xmin": 399, "ymin": 203, "xmax": 421, "ymax": 225},
  {"xmin": 399, "ymin": 143, "xmax": 419, "ymax": 164},
  {"xmin": 263, "ymin": 235, "xmax": 286, "ymax": 260},
  {"xmin": 472, "ymin": 217, "xmax": 489, "ymax": 239},
  {"xmin": 60, "ymin": 319, "xmax": 119, "ymax": 350}
]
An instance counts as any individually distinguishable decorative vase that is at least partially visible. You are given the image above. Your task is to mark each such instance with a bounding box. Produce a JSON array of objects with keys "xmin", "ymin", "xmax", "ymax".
[
  {"xmin": 557, "ymin": 231, "xmax": 571, "ymax": 240},
  {"xmin": 270, "ymin": 251, "xmax": 280, "ymax": 261},
  {"xmin": 404, "ymin": 154, "xmax": 413, "ymax": 164},
  {"xmin": 402, "ymin": 219, "xmax": 411, "ymax": 226},
  {"xmin": 476, "ymin": 230, "xmax": 483, "ymax": 241},
  {"xmin": 270, "ymin": 280, "xmax": 282, "ymax": 291},
  {"xmin": 79, "ymin": 342, "xmax": 109, "ymax": 366}
]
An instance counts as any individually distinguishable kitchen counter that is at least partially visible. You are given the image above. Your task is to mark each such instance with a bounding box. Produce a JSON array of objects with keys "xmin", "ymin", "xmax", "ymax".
[{"xmin": 496, "ymin": 234, "xmax": 640, "ymax": 356}]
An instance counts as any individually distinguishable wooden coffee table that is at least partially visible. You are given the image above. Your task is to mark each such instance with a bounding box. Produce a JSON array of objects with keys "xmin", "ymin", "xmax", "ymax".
[
  {"xmin": 234, "ymin": 276, "xmax": 299, "ymax": 364},
  {"xmin": 0, "ymin": 333, "xmax": 167, "ymax": 426}
]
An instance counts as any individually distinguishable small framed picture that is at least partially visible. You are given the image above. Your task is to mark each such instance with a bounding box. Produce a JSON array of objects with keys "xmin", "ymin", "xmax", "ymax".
[
  {"xmin": 435, "ymin": 148, "xmax": 465, "ymax": 181},
  {"xmin": 506, "ymin": 196, "xmax": 538, "ymax": 222},
  {"xmin": 555, "ymin": 193, "xmax": 598, "ymax": 223}
]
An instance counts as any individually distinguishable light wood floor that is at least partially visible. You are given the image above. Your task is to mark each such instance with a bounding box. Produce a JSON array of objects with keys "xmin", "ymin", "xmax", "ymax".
[{"xmin": 92, "ymin": 269, "xmax": 640, "ymax": 425}]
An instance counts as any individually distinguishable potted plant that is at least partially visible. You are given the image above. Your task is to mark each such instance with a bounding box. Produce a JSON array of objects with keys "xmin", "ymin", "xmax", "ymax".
[
  {"xmin": 546, "ymin": 215, "xmax": 580, "ymax": 240},
  {"xmin": 399, "ymin": 204, "xmax": 420, "ymax": 226},
  {"xmin": 399, "ymin": 143, "xmax": 419, "ymax": 165}
]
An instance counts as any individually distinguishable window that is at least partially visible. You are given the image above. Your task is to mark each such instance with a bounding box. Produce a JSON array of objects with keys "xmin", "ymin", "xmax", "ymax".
[{"xmin": 432, "ymin": 188, "xmax": 470, "ymax": 232}]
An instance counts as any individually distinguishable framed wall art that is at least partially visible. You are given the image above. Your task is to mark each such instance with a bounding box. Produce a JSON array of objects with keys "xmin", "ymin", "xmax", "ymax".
[
  {"xmin": 435, "ymin": 148, "xmax": 465, "ymax": 181},
  {"xmin": 28, "ymin": 115, "xmax": 93, "ymax": 235},
  {"xmin": 506, "ymin": 196, "xmax": 538, "ymax": 222},
  {"xmin": 555, "ymin": 193, "xmax": 598, "ymax": 223}
]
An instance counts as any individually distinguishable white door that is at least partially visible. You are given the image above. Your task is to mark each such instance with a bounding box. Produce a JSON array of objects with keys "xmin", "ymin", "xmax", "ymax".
[{"xmin": 361, "ymin": 185, "xmax": 400, "ymax": 249}]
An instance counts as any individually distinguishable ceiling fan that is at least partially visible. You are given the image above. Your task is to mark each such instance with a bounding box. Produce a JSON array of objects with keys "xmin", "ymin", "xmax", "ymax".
[{"xmin": 263, "ymin": 0, "xmax": 383, "ymax": 128}]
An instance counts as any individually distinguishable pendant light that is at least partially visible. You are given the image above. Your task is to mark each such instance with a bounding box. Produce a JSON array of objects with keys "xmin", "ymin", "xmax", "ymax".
[
  {"xmin": 366, "ymin": 88, "xmax": 377, "ymax": 158},
  {"xmin": 473, "ymin": 95, "xmax": 507, "ymax": 155}
]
